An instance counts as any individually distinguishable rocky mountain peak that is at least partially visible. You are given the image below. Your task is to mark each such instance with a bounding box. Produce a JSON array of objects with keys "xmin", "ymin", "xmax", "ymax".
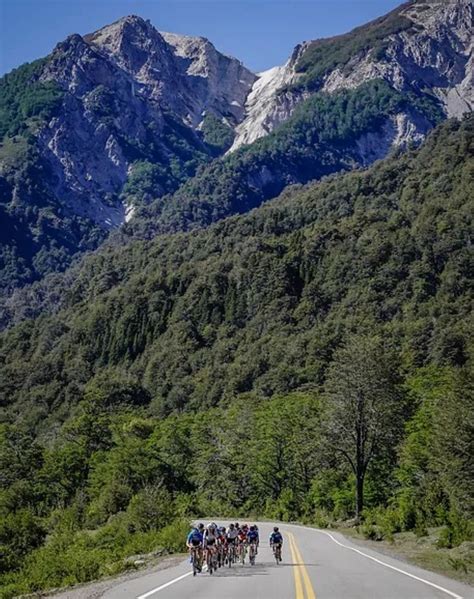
[
  {"xmin": 85, "ymin": 15, "xmax": 172, "ymax": 77},
  {"xmin": 8, "ymin": 13, "xmax": 256, "ymax": 236},
  {"xmin": 230, "ymin": 0, "xmax": 473, "ymax": 151}
]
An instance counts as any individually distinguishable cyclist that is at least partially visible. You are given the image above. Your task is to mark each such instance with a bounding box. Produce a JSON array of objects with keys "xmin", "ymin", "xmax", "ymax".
[
  {"xmin": 247, "ymin": 525, "xmax": 259, "ymax": 563},
  {"xmin": 186, "ymin": 523, "xmax": 204, "ymax": 572},
  {"xmin": 226, "ymin": 523, "xmax": 238, "ymax": 563},
  {"xmin": 227, "ymin": 522, "xmax": 238, "ymax": 542},
  {"xmin": 217, "ymin": 526, "xmax": 227, "ymax": 567},
  {"xmin": 238, "ymin": 525, "xmax": 247, "ymax": 544},
  {"xmin": 203, "ymin": 523, "xmax": 218, "ymax": 568},
  {"xmin": 247, "ymin": 525, "xmax": 259, "ymax": 545},
  {"xmin": 269, "ymin": 526, "xmax": 283, "ymax": 562},
  {"xmin": 237, "ymin": 524, "xmax": 248, "ymax": 562}
]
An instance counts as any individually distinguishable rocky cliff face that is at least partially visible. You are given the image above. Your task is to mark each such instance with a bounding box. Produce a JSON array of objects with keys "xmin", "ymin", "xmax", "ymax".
[
  {"xmin": 32, "ymin": 16, "xmax": 255, "ymax": 228},
  {"xmin": 4, "ymin": 3, "xmax": 472, "ymax": 228},
  {"xmin": 231, "ymin": 0, "xmax": 473, "ymax": 151}
]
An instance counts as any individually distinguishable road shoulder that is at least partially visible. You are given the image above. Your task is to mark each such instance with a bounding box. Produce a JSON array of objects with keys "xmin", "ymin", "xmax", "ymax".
[
  {"xmin": 334, "ymin": 527, "xmax": 473, "ymax": 587},
  {"xmin": 37, "ymin": 555, "xmax": 186, "ymax": 599}
]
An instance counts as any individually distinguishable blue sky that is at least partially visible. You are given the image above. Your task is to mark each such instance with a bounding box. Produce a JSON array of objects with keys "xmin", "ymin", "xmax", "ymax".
[{"xmin": 1, "ymin": 0, "xmax": 403, "ymax": 76}]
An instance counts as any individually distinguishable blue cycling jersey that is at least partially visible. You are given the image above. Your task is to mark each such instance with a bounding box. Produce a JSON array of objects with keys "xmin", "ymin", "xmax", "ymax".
[
  {"xmin": 270, "ymin": 532, "xmax": 283, "ymax": 544},
  {"xmin": 187, "ymin": 529, "xmax": 203, "ymax": 543},
  {"xmin": 247, "ymin": 530, "xmax": 259, "ymax": 541}
]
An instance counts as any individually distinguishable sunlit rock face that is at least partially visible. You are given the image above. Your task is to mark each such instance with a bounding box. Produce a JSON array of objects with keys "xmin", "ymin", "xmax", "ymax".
[
  {"xmin": 33, "ymin": 16, "xmax": 255, "ymax": 227},
  {"xmin": 231, "ymin": 0, "xmax": 473, "ymax": 153}
]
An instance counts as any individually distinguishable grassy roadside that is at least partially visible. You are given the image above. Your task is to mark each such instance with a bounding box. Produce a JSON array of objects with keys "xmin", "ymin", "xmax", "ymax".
[
  {"xmin": 337, "ymin": 526, "xmax": 474, "ymax": 587},
  {"xmin": 34, "ymin": 554, "xmax": 187, "ymax": 599},
  {"xmin": 0, "ymin": 518, "xmax": 190, "ymax": 599}
]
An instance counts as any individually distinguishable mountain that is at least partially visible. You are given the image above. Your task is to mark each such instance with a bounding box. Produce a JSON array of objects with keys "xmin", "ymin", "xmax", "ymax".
[
  {"xmin": 0, "ymin": 0, "xmax": 472, "ymax": 297},
  {"xmin": 0, "ymin": 52, "xmax": 474, "ymax": 599},
  {"xmin": 231, "ymin": 0, "xmax": 474, "ymax": 150},
  {"xmin": 0, "ymin": 16, "xmax": 254, "ymax": 292},
  {"xmin": 1, "ymin": 114, "xmax": 471, "ymax": 428}
]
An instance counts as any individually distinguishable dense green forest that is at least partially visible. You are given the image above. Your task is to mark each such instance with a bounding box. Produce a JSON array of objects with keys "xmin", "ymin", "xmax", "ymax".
[
  {"xmin": 0, "ymin": 116, "xmax": 472, "ymax": 595},
  {"xmin": 126, "ymin": 79, "xmax": 442, "ymax": 239}
]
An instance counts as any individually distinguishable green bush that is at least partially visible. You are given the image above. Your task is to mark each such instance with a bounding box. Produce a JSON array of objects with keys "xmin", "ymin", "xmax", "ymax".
[
  {"xmin": 437, "ymin": 512, "xmax": 473, "ymax": 548},
  {"xmin": 127, "ymin": 486, "xmax": 174, "ymax": 532}
]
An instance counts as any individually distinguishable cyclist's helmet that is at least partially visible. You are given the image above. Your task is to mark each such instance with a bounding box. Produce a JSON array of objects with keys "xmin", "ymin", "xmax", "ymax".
[
  {"xmin": 198, "ymin": 523, "xmax": 204, "ymax": 530},
  {"xmin": 243, "ymin": 524, "xmax": 248, "ymax": 531},
  {"xmin": 274, "ymin": 526, "xmax": 279, "ymax": 533},
  {"xmin": 235, "ymin": 522, "xmax": 239, "ymax": 529},
  {"xmin": 250, "ymin": 525, "xmax": 255, "ymax": 531}
]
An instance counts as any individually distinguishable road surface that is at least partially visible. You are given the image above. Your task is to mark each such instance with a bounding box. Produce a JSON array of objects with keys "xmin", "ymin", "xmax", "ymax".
[{"xmin": 101, "ymin": 521, "xmax": 473, "ymax": 599}]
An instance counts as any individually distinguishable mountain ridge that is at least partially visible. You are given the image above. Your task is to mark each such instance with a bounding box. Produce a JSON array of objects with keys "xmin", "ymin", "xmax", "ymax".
[
  {"xmin": 0, "ymin": 1, "xmax": 472, "ymax": 296},
  {"xmin": 230, "ymin": 0, "xmax": 473, "ymax": 150}
]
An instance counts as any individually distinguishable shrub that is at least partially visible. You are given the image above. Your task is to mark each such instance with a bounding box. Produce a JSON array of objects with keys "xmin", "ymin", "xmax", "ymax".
[{"xmin": 127, "ymin": 486, "xmax": 174, "ymax": 532}]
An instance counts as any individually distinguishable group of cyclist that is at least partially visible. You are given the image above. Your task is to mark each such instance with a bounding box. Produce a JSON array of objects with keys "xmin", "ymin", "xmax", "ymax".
[{"xmin": 186, "ymin": 522, "xmax": 283, "ymax": 575}]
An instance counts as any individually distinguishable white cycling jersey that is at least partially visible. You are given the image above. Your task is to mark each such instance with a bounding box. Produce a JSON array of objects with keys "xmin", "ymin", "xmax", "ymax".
[{"xmin": 227, "ymin": 528, "xmax": 238, "ymax": 540}]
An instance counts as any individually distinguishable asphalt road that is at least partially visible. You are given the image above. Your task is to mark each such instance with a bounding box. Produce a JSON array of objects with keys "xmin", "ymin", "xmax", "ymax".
[{"xmin": 101, "ymin": 521, "xmax": 474, "ymax": 599}]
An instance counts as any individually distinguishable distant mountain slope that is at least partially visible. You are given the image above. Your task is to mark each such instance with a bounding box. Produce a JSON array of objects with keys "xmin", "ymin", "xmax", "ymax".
[
  {"xmin": 1, "ymin": 115, "xmax": 471, "ymax": 428},
  {"xmin": 0, "ymin": 1, "xmax": 472, "ymax": 297},
  {"xmin": 126, "ymin": 79, "xmax": 440, "ymax": 239},
  {"xmin": 0, "ymin": 16, "xmax": 254, "ymax": 292},
  {"xmin": 231, "ymin": 0, "xmax": 473, "ymax": 150}
]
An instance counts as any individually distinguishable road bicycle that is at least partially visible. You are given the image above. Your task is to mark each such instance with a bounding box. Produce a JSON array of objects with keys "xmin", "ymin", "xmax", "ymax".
[
  {"xmin": 272, "ymin": 543, "xmax": 282, "ymax": 565},
  {"xmin": 227, "ymin": 541, "xmax": 236, "ymax": 567},
  {"xmin": 248, "ymin": 541, "xmax": 257, "ymax": 565},
  {"xmin": 206, "ymin": 545, "xmax": 218, "ymax": 574},
  {"xmin": 239, "ymin": 541, "xmax": 247, "ymax": 565},
  {"xmin": 190, "ymin": 546, "xmax": 202, "ymax": 576},
  {"xmin": 218, "ymin": 542, "xmax": 227, "ymax": 568}
]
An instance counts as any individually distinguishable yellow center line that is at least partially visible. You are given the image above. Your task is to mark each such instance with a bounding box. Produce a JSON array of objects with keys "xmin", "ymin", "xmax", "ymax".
[
  {"xmin": 288, "ymin": 531, "xmax": 305, "ymax": 599},
  {"xmin": 288, "ymin": 532, "xmax": 317, "ymax": 599}
]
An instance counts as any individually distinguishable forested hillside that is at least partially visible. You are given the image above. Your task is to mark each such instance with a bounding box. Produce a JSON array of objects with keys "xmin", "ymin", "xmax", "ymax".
[
  {"xmin": 0, "ymin": 116, "xmax": 472, "ymax": 596},
  {"xmin": 1, "ymin": 79, "xmax": 442, "ymax": 328},
  {"xmin": 1, "ymin": 115, "xmax": 471, "ymax": 424},
  {"xmin": 126, "ymin": 79, "xmax": 441, "ymax": 238}
]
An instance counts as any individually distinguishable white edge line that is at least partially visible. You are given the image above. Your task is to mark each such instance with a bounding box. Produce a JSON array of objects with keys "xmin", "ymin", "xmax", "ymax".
[
  {"xmin": 307, "ymin": 527, "xmax": 463, "ymax": 599},
  {"xmin": 136, "ymin": 564, "xmax": 207, "ymax": 599}
]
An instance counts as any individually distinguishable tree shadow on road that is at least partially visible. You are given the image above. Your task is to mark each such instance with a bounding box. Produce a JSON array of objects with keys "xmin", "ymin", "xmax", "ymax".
[
  {"xmin": 277, "ymin": 562, "xmax": 320, "ymax": 567},
  {"xmin": 207, "ymin": 561, "xmax": 319, "ymax": 578},
  {"xmin": 208, "ymin": 563, "xmax": 269, "ymax": 578}
]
